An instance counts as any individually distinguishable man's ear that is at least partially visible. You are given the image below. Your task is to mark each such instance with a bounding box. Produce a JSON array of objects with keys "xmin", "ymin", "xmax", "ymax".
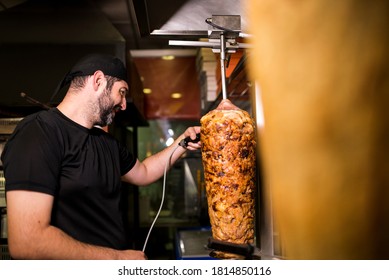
[{"xmin": 92, "ymin": 70, "xmax": 107, "ymax": 91}]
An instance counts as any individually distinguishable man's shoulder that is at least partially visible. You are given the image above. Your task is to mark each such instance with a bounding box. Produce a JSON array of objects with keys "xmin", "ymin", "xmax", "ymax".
[
  {"xmin": 20, "ymin": 108, "xmax": 58, "ymax": 125},
  {"xmin": 12, "ymin": 109, "xmax": 64, "ymax": 141}
]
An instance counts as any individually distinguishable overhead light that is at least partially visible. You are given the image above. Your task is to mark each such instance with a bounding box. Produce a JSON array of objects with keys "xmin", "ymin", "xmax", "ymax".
[
  {"xmin": 171, "ymin": 92, "xmax": 182, "ymax": 99},
  {"xmin": 143, "ymin": 88, "xmax": 152, "ymax": 94},
  {"xmin": 162, "ymin": 55, "xmax": 175, "ymax": 60}
]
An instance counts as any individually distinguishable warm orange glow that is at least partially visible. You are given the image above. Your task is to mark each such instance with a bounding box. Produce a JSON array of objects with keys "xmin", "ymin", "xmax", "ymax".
[
  {"xmin": 143, "ymin": 88, "xmax": 152, "ymax": 94},
  {"xmin": 171, "ymin": 92, "xmax": 182, "ymax": 99}
]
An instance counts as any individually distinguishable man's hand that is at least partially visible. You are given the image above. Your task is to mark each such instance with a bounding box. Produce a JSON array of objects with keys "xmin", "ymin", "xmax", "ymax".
[{"xmin": 181, "ymin": 126, "xmax": 201, "ymax": 150}]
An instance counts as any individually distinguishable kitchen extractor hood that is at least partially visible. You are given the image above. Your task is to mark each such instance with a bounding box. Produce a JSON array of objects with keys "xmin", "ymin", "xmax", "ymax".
[{"xmin": 133, "ymin": 0, "xmax": 247, "ymax": 38}]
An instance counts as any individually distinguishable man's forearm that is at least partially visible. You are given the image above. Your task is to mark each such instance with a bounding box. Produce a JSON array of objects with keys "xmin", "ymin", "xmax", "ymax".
[
  {"xmin": 139, "ymin": 138, "xmax": 187, "ymax": 184},
  {"xmin": 122, "ymin": 127, "xmax": 200, "ymax": 186},
  {"xmin": 9, "ymin": 225, "xmax": 142, "ymax": 260}
]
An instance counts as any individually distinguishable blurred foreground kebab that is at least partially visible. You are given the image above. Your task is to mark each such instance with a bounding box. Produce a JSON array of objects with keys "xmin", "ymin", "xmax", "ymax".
[{"xmin": 200, "ymin": 99, "xmax": 256, "ymax": 259}]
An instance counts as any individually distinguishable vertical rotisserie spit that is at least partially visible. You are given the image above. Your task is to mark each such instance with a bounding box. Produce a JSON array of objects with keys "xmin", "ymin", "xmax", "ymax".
[{"xmin": 200, "ymin": 99, "xmax": 256, "ymax": 259}]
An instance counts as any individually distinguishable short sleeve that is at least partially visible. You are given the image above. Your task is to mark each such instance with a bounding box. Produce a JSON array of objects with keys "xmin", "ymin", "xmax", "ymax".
[
  {"xmin": 2, "ymin": 116, "xmax": 62, "ymax": 195},
  {"xmin": 118, "ymin": 143, "xmax": 137, "ymax": 175}
]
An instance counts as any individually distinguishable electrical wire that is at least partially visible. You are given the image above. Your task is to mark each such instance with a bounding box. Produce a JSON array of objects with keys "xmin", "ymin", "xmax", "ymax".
[
  {"xmin": 142, "ymin": 144, "xmax": 180, "ymax": 252},
  {"xmin": 205, "ymin": 18, "xmax": 239, "ymax": 34}
]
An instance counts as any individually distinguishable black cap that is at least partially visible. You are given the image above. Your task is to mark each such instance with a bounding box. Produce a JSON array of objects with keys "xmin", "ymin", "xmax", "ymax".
[
  {"xmin": 50, "ymin": 54, "xmax": 127, "ymax": 103},
  {"xmin": 59, "ymin": 53, "xmax": 127, "ymax": 90}
]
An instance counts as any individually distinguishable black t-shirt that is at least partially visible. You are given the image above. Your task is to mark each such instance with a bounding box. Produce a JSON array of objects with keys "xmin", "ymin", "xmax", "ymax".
[{"xmin": 1, "ymin": 108, "xmax": 137, "ymax": 250}]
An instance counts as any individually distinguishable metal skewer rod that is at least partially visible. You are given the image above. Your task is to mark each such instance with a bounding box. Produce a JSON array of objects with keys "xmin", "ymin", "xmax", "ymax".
[
  {"xmin": 220, "ymin": 33, "xmax": 227, "ymax": 100},
  {"xmin": 220, "ymin": 33, "xmax": 227, "ymax": 99}
]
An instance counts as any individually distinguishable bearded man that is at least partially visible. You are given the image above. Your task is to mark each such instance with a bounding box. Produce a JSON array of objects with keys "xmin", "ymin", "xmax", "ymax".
[{"xmin": 1, "ymin": 54, "xmax": 200, "ymax": 260}]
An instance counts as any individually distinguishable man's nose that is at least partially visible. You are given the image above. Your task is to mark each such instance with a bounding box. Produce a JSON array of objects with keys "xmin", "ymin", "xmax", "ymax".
[{"xmin": 120, "ymin": 96, "xmax": 127, "ymax": 111}]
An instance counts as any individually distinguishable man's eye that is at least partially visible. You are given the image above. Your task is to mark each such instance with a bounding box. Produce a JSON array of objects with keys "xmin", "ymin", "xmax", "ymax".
[{"xmin": 119, "ymin": 88, "xmax": 128, "ymax": 96}]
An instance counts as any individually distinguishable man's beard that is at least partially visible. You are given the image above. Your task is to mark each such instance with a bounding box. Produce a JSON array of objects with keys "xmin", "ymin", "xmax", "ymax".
[{"xmin": 95, "ymin": 88, "xmax": 120, "ymax": 127}]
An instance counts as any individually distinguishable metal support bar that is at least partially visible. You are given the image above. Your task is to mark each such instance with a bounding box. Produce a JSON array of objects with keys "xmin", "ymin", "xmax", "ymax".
[
  {"xmin": 169, "ymin": 40, "xmax": 219, "ymax": 48},
  {"xmin": 169, "ymin": 40, "xmax": 251, "ymax": 51}
]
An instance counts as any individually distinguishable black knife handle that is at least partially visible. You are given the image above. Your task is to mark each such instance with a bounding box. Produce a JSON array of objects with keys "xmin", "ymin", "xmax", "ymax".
[{"xmin": 179, "ymin": 133, "xmax": 201, "ymax": 148}]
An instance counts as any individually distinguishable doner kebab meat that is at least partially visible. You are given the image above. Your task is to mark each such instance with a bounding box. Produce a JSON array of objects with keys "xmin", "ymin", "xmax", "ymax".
[{"xmin": 200, "ymin": 99, "xmax": 256, "ymax": 257}]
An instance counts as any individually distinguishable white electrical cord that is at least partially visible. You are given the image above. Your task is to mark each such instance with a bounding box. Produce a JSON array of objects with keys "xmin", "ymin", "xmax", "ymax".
[{"xmin": 142, "ymin": 144, "xmax": 180, "ymax": 252}]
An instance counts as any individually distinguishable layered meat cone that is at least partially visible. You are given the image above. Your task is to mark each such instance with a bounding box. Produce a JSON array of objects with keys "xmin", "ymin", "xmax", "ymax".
[{"xmin": 200, "ymin": 99, "xmax": 256, "ymax": 259}]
